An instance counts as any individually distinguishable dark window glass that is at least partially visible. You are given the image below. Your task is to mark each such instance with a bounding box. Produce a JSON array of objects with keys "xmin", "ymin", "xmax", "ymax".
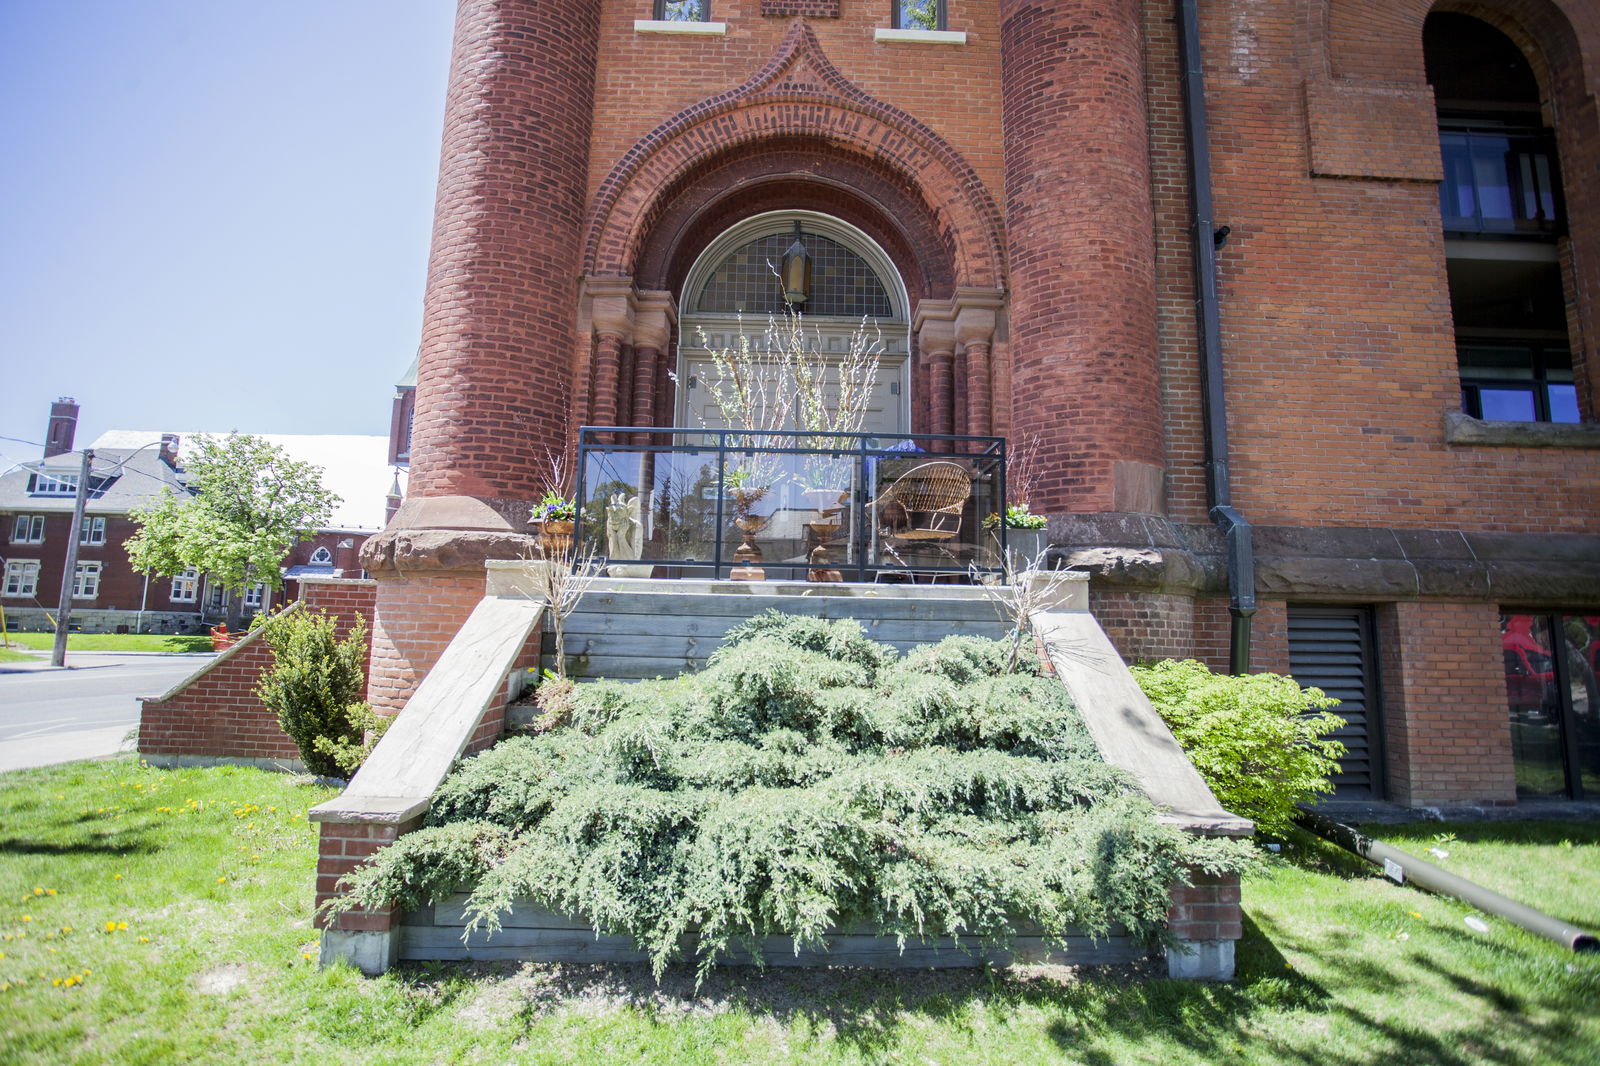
[
  {"xmin": 893, "ymin": 0, "xmax": 943, "ymax": 30},
  {"xmin": 1503, "ymin": 613, "xmax": 1600, "ymax": 800},
  {"xmin": 1459, "ymin": 343, "xmax": 1575, "ymax": 423},
  {"xmin": 1437, "ymin": 128, "xmax": 1563, "ymax": 235},
  {"xmin": 656, "ymin": 0, "xmax": 707, "ymax": 19},
  {"xmin": 1505, "ymin": 614, "xmax": 1567, "ymax": 798},
  {"xmin": 1549, "ymin": 385, "xmax": 1580, "ymax": 424}
]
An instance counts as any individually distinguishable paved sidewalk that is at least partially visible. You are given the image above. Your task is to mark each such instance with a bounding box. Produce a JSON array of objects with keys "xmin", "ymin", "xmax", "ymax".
[{"xmin": 0, "ymin": 651, "xmax": 213, "ymax": 773}]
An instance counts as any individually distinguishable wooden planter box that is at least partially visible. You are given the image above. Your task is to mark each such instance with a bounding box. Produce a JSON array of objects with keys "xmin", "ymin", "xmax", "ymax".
[{"xmin": 399, "ymin": 894, "xmax": 1147, "ymax": 969}]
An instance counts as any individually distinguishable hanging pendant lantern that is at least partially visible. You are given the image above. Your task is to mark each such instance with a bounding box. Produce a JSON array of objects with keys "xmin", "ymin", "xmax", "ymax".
[{"xmin": 781, "ymin": 223, "xmax": 811, "ymax": 306}]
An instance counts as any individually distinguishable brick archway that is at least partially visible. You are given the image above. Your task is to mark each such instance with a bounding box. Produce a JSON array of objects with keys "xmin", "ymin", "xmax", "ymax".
[
  {"xmin": 581, "ymin": 21, "xmax": 1006, "ymax": 294},
  {"xmin": 636, "ymin": 155, "xmax": 953, "ymax": 304}
]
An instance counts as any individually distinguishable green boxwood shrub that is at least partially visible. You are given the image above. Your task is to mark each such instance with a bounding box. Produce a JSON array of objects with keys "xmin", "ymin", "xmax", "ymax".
[
  {"xmin": 1130, "ymin": 658, "xmax": 1346, "ymax": 838},
  {"xmin": 331, "ymin": 612, "xmax": 1251, "ymax": 977},
  {"xmin": 255, "ymin": 608, "xmax": 372, "ymax": 779}
]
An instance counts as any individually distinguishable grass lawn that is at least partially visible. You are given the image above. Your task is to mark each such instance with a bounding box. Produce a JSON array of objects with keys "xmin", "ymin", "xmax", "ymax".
[
  {"xmin": 1, "ymin": 632, "xmax": 213, "ymax": 654},
  {"xmin": 2, "ymin": 756, "xmax": 1597, "ymax": 1065},
  {"xmin": 0, "ymin": 646, "xmax": 36, "ymax": 663}
]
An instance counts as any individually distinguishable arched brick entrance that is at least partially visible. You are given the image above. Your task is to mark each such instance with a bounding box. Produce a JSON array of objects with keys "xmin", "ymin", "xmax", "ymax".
[{"xmin": 573, "ymin": 23, "xmax": 1008, "ymax": 440}]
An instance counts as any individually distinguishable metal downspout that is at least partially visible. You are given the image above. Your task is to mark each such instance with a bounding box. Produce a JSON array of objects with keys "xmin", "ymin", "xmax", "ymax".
[{"xmin": 1176, "ymin": 0, "xmax": 1255, "ymax": 674}]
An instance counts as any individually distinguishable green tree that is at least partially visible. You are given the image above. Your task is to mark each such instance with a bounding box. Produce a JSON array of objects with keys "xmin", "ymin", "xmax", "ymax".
[{"xmin": 125, "ymin": 433, "xmax": 337, "ymax": 628}]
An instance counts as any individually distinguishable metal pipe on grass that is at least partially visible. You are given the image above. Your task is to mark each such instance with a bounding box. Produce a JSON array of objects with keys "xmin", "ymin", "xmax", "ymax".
[{"xmin": 1295, "ymin": 809, "xmax": 1598, "ymax": 953}]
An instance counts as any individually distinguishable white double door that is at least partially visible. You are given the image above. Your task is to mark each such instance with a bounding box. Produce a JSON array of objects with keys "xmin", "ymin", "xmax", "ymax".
[{"xmin": 674, "ymin": 314, "xmax": 910, "ymax": 436}]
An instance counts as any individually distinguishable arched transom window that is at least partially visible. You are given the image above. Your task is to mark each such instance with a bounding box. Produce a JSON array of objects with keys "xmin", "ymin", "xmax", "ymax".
[{"xmin": 696, "ymin": 231, "xmax": 894, "ymax": 318}]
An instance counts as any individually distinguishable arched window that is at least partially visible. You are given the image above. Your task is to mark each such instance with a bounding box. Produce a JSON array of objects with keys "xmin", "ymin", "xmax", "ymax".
[
  {"xmin": 1427, "ymin": 12, "xmax": 1576, "ymax": 423},
  {"xmin": 309, "ymin": 546, "xmax": 333, "ymax": 565},
  {"xmin": 676, "ymin": 212, "xmax": 912, "ymax": 434},
  {"xmin": 696, "ymin": 231, "xmax": 894, "ymax": 318}
]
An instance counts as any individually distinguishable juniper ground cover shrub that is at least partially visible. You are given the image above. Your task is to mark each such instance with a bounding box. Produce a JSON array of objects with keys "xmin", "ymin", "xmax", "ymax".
[
  {"xmin": 331, "ymin": 612, "xmax": 1250, "ymax": 977},
  {"xmin": 1129, "ymin": 658, "xmax": 1346, "ymax": 838}
]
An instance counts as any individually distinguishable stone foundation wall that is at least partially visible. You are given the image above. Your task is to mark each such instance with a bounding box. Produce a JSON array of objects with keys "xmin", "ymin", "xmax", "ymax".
[{"xmin": 1, "ymin": 607, "xmax": 203, "ymax": 635}]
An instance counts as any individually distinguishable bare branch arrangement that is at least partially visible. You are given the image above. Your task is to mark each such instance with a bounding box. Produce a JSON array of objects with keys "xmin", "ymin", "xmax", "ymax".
[{"xmin": 974, "ymin": 546, "xmax": 1083, "ymax": 672}]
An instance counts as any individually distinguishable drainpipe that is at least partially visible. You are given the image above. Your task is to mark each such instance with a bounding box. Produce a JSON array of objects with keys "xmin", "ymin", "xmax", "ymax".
[{"xmin": 1177, "ymin": 0, "xmax": 1255, "ymax": 675}]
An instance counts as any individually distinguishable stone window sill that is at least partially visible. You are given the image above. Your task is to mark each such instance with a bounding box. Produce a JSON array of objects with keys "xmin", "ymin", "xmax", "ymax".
[
  {"xmin": 874, "ymin": 28, "xmax": 967, "ymax": 45},
  {"xmin": 1444, "ymin": 410, "xmax": 1600, "ymax": 448},
  {"xmin": 634, "ymin": 19, "xmax": 727, "ymax": 35}
]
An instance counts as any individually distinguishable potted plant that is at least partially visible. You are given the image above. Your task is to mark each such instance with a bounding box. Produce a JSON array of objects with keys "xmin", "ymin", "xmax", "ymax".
[
  {"xmin": 535, "ymin": 490, "xmax": 577, "ymax": 558},
  {"xmin": 984, "ymin": 503, "xmax": 1048, "ymax": 566}
]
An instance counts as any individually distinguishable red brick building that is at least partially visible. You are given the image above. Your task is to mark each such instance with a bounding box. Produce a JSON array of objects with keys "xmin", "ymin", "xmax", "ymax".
[
  {"xmin": 364, "ymin": 0, "xmax": 1599, "ymax": 809},
  {"xmin": 1, "ymin": 406, "xmax": 398, "ymax": 634}
]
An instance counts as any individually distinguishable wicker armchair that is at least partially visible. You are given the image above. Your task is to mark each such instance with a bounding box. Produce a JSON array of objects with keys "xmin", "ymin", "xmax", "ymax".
[{"xmin": 869, "ymin": 460, "xmax": 973, "ymax": 554}]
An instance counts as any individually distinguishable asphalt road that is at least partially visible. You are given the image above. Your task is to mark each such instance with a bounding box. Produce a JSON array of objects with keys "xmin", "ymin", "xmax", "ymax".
[{"xmin": 0, "ymin": 652, "xmax": 213, "ymax": 773}]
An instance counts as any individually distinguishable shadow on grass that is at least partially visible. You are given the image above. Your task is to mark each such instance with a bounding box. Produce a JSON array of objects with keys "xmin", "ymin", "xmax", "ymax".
[
  {"xmin": 378, "ymin": 901, "xmax": 1600, "ymax": 1064},
  {"xmin": 0, "ymin": 806, "xmax": 172, "ymax": 858}
]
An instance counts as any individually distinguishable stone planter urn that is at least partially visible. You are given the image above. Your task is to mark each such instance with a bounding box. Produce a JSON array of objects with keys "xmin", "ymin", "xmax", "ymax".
[
  {"xmin": 537, "ymin": 519, "xmax": 575, "ymax": 559},
  {"xmin": 995, "ymin": 527, "xmax": 1047, "ymax": 567}
]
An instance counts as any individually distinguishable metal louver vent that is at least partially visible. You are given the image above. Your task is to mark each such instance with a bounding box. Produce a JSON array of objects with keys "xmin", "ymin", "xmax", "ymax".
[{"xmin": 1287, "ymin": 607, "xmax": 1384, "ymax": 799}]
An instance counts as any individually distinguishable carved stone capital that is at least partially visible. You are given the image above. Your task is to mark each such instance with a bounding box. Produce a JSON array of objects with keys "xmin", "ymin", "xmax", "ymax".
[
  {"xmin": 360, "ymin": 495, "xmax": 541, "ymax": 576},
  {"xmin": 633, "ymin": 290, "xmax": 678, "ymax": 351},
  {"xmin": 953, "ymin": 287, "xmax": 1006, "ymax": 349},
  {"xmin": 581, "ymin": 275, "xmax": 638, "ymax": 340},
  {"xmin": 360, "ymin": 528, "xmax": 539, "ymax": 576},
  {"xmin": 913, "ymin": 298, "xmax": 957, "ymax": 354}
]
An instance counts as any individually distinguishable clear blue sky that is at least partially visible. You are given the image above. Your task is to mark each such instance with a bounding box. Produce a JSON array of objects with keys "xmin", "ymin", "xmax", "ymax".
[{"xmin": 0, "ymin": 1, "xmax": 456, "ymax": 466}]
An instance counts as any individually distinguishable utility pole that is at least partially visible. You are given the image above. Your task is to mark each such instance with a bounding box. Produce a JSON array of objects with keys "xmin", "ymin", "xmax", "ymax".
[{"xmin": 51, "ymin": 448, "xmax": 94, "ymax": 668}]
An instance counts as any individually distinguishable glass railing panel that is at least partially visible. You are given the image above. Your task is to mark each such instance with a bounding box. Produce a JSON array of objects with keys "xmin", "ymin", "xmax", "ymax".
[{"xmin": 575, "ymin": 428, "xmax": 1007, "ymax": 581}]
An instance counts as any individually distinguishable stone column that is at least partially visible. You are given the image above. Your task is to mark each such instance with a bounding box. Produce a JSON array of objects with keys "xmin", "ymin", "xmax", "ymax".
[
  {"xmin": 999, "ymin": 0, "xmax": 1164, "ymax": 514},
  {"xmin": 955, "ymin": 290, "xmax": 1005, "ymax": 439},
  {"xmin": 361, "ymin": 0, "xmax": 601, "ymax": 709},
  {"xmin": 914, "ymin": 300, "xmax": 957, "ymax": 436},
  {"xmin": 631, "ymin": 293, "xmax": 676, "ymax": 444},
  {"xmin": 586, "ymin": 278, "xmax": 639, "ymax": 434}
]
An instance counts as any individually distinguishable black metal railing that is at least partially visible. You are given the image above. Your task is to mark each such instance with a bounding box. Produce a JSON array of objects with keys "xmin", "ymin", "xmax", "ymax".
[{"xmin": 574, "ymin": 427, "xmax": 1007, "ymax": 582}]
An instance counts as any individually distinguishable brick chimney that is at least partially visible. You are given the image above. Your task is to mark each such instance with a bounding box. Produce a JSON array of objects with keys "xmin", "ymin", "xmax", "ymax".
[
  {"xmin": 44, "ymin": 398, "xmax": 79, "ymax": 458},
  {"xmin": 159, "ymin": 434, "xmax": 181, "ymax": 468}
]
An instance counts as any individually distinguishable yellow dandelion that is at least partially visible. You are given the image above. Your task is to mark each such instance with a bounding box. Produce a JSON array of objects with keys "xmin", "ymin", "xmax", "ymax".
[
  {"xmin": 21, "ymin": 916, "xmax": 31, "ymax": 923},
  {"xmin": 63, "ymin": 976, "xmax": 77, "ymax": 987},
  {"xmin": 217, "ymin": 877, "xmax": 227, "ymax": 884},
  {"xmin": 113, "ymin": 874, "xmax": 122, "ymax": 881},
  {"xmin": 1409, "ymin": 911, "xmax": 1421, "ymax": 918},
  {"xmin": 45, "ymin": 889, "xmax": 56, "ymax": 897},
  {"xmin": 104, "ymin": 921, "xmax": 117, "ymax": 933},
  {"xmin": 32, "ymin": 888, "xmax": 43, "ymax": 896},
  {"xmin": 117, "ymin": 922, "xmax": 127, "ymax": 931},
  {"xmin": 138, "ymin": 936, "xmax": 149, "ymax": 943},
  {"xmin": 52, "ymin": 978, "xmax": 62, "ymax": 987}
]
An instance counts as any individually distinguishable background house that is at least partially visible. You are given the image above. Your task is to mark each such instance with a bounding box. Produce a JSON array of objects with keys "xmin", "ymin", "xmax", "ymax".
[{"xmin": 0, "ymin": 400, "xmax": 404, "ymax": 634}]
